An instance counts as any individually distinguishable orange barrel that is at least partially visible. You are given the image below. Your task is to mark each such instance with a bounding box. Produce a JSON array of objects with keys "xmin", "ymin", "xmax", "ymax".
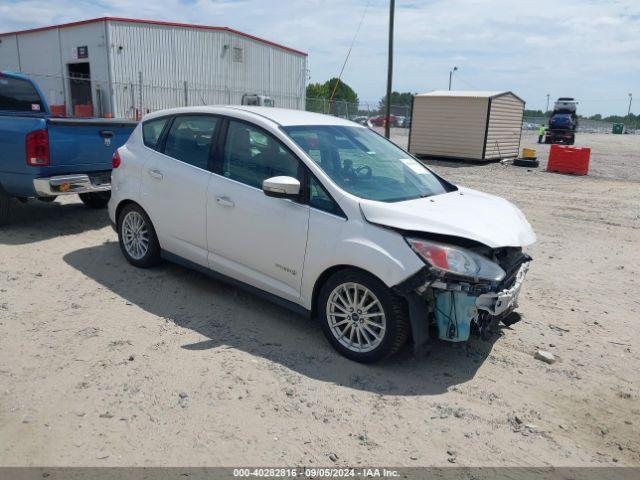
[
  {"xmin": 49, "ymin": 104, "xmax": 66, "ymax": 116},
  {"xmin": 73, "ymin": 104, "xmax": 94, "ymax": 118}
]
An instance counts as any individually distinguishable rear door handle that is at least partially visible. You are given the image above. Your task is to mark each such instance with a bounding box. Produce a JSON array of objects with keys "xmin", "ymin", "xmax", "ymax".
[
  {"xmin": 215, "ymin": 196, "xmax": 235, "ymax": 208},
  {"xmin": 148, "ymin": 169, "xmax": 163, "ymax": 180}
]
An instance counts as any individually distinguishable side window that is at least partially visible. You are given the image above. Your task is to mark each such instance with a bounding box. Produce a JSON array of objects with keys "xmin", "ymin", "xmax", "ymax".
[
  {"xmin": 309, "ymin": 175, "xmax": 344, "ymax": 217},
  {"xmin": 142, "ymin": 118, "xmax": 169, "ymax": 151},
  {"xmin": 222, "ymin": 120, "xmax": 300, "ymax": 189},
  {"xmin": 163, "ymin": 115, "xmax": 218, "ymax": 169}
]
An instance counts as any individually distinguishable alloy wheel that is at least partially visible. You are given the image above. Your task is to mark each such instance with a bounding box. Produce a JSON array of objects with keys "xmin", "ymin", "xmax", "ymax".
[
  {"xmin": 326, "ymin": 282, "xmax": 387, "ymax": 353},
  {"xmin": 122, "ymin": 210, "xmax": 150, "ymax": 260}
]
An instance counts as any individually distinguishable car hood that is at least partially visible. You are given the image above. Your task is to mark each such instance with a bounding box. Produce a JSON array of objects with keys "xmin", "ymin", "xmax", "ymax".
[{"xmin": 359, "ymin": 187, "xmax": 536, "ymax": 248}]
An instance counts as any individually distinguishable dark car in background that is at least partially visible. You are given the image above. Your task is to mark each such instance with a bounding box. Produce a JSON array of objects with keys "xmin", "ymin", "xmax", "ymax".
[{"xmin": 546, "ymin": 113, "xmax": 577, "ymax": 145}]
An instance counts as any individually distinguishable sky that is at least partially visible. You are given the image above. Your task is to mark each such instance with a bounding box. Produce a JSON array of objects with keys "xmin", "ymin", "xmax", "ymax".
[{"xmin": 0, "ymin": 0, "xmax": 638, "ymax": 116}]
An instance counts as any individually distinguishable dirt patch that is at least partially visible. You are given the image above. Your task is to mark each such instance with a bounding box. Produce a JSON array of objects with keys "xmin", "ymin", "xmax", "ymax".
[{"xmin": 0, "ymin": 132, "xmax": 638, "ymax": 466}]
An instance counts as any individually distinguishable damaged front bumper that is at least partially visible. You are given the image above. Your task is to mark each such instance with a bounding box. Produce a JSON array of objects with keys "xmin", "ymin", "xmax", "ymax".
[
  {"xmin": 395, "ymin": 255, "xmax": 531, "ymax": 350},
  {"xmin": 476, "ymin": 262, "xmax": 529, "ymax": 317}
]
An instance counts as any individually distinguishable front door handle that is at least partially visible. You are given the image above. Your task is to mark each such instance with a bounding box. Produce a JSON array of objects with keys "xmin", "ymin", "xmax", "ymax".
[
  {"xmin": 215, "ymin": 196, "xmax": 235, "ymax": 208},
  {"xmin": 148, "ymin": 169, "xmax": 164, "ymax": 180}
]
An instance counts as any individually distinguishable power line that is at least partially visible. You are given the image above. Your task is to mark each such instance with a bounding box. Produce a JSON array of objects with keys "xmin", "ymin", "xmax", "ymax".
[
  {"xmin": 327, "ymin": 0, "xmax": 372, "ymax": 112},
  {"xmin": 452, "ymin": 72, "xmax": 479, "ymax": 90}
]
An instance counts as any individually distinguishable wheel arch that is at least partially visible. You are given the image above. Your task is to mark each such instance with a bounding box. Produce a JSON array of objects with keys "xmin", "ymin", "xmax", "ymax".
[
  {"xmin": 310, "ymin": 264, "xmax": 392, "ymax": 318},
  {"xmin": 115, "ymin": 199, "xmax": 139, "ymax": 225}
]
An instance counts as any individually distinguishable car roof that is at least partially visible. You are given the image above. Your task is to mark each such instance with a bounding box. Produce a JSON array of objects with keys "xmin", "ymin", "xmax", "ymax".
[{"xmin": 142, "ymin": 106, "xmax": 360, "ymax": 127}]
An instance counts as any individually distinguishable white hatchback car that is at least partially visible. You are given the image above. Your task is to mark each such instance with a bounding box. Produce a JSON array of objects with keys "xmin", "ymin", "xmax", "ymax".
[{"xmin": 109, "ymin": 106, "xmax": 535, "ymax": 362}]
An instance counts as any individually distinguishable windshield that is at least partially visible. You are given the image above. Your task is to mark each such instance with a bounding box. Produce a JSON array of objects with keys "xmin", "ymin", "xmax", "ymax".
[
  {"xmin": 283, "ymin": 125, "xmax": 449, "ymax": 202},
  {"xmin": 0, "ymin": 76, "xmax": 45, "ymax": 113}
]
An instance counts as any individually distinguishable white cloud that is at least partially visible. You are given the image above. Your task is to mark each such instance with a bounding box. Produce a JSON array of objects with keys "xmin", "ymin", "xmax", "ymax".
[{"xmin": 0, "ymin": 0, "xmax": 638, "ymax": 114}]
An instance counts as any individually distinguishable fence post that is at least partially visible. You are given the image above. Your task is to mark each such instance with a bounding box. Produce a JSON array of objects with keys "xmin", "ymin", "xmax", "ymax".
[
  {"xmin": 130, "ymin": 83, "xmax": 135, "ymax": 119},
  {"xmin": 138, "ymin": 71, "xmax": 143, "ymax": 119},
  {"xmin": 183, "ymin": 81, "xmax": 188, "ymax": 107},
  {"xmin": 96, "ymin": 84, "xmax": 103, "ymax": 117}
]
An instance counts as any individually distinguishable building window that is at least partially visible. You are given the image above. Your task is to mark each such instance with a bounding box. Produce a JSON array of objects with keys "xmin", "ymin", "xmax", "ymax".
[{"xmin": 233, "ymin": 47, "xmax": 243, "ymax": 63}]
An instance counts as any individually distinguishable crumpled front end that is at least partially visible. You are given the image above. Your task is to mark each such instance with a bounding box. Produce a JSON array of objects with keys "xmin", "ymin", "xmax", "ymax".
[{"xmin": 395, "ymin": 246, "xmax": 531, "ymax": 346}]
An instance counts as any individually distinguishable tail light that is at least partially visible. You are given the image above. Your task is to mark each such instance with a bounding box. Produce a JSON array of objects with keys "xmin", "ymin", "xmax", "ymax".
[
  {"xmin": 26, "ymin": 129, "xmax": 50, "ymax": 166},
  {"xmin": 112, "ymin": 150, "xmax": 122, "ymax": 169}
]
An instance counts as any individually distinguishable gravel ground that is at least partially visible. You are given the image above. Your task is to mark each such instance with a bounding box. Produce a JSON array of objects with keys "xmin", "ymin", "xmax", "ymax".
[{"xmin": 0, "ymin": 131, "xmax": 638, "ymax": 467}]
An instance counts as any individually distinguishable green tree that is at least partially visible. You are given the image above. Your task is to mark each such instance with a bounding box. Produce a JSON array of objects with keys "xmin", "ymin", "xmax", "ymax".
[
  {"xmin": 325, "ymin": 77, "xmax": 358, "ymax": 104},
  {"xmin": 524, "ymin": 109, "xmax": 546, "ymax": 117},
  {"xmin": 305, "ymin": 78, "xmax": 359, "ymax": 114},
  {"xmin": 378, "ymin": 91, "xmax": 415, "ymax": 110},
  {"xmin": 305, "ymin": 83, "xmax": 328, "ymax": 113}
]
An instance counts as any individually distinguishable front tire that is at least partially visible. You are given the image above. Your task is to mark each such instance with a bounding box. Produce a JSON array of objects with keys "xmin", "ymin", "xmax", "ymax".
[
  {"xmin": 79, "ymin": 191, "xmax": 110, "ymax": 209},
  {"xmin": 117, "ymin": 203, "xmax": 161, "ymax": 268},
  {"xmin": 318, "ymin": 269, "xmax": 410, "ymax": 363}
]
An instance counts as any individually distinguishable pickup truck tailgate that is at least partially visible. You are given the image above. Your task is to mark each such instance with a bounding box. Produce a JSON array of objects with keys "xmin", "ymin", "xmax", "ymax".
[{"xmin": 48, "ymin": 118, "xmax": 137, "ymax": 168}]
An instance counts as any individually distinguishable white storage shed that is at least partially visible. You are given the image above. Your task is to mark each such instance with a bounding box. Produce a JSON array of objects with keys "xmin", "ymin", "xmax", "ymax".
[
  {"xmin": 408, "ymin": 91, "xmax": 525, "ymax": 161},
  {"xmin": 0, "ymin": 17, "xmax": 308, "ymax": 118}
]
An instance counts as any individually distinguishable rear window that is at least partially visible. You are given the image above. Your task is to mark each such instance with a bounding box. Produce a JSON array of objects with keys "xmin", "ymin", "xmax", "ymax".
[
  {"xmin": 0, "ymin": 76, "xmax": 44, "ymax": 112},
  {"xmin": 142, "ymin": 117, "xmax": 170, "ymax": 151}
]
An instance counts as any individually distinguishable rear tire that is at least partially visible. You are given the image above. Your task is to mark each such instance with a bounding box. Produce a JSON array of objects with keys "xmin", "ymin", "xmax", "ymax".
[
  {"xmin": 0, "ymin": 187, "xmax": 10, "ymax": 226},
  {"xmin": 318, "ymin": 268, "xmax": 410, "ymax": 363},
  {"xmin": 117, "ymin": 203, "xmax": 161, "ymax": 268},
  {"xmin": 79, "ymin": 191, "xmax": 110, "ymax": 209}
]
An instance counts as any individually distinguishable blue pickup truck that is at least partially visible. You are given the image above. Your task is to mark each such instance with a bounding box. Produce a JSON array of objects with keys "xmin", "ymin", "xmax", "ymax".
[{"xmin": 0, "ymin": 71, "xmax": 137, "ymax": 225}]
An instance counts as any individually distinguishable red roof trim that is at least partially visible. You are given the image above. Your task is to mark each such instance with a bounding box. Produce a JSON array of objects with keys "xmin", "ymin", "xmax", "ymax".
[{"xmin": 0, "ymin": 17, "xmax": 308, "ymax": 57}]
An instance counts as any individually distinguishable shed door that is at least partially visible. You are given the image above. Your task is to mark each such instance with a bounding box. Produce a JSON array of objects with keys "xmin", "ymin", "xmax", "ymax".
[{"xmin": 484, "ymin": 94, "xmax": 524, "ymax": 160}]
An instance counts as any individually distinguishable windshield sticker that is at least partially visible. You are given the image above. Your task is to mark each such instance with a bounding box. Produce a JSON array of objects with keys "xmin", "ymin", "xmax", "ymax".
[
  {"xmin": 400, "ymin": 158, "xmax": 426, "ymax": 173},
  {"xmin": 0, "ymin": 79, "xmax": 8, "ymax": 85},
  {"xmin": 31, "ymin": 103, "xmax": 41, "ymax": 111}
]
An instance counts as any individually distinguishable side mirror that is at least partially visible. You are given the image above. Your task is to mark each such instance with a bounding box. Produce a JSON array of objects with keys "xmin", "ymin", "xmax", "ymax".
[{"xmin": 262, "ymin": 176, "xmax": 301, "ymax": 199}]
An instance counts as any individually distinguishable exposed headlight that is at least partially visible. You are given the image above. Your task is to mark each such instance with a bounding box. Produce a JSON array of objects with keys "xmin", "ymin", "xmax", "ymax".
[{"xmin": 406, "ymin": 238, "xmax": 506, "ymax": 282}]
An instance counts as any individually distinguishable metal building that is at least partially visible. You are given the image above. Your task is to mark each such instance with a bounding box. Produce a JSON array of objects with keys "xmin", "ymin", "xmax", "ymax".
[
  {"xmin": 0, "ymin": 17, "xmax": 308, "ymax": 118},
  {"xmin": 408, "ymin": 91, "xmax": 525, "ymax": 161}
]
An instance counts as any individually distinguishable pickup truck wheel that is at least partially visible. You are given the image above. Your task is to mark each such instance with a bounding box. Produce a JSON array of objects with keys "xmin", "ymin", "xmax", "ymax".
[
  {"xmin": 79, "ymin": 191, "xmax": 110, "ymax": 209},
  {"xmin": 318, "ymin": 269, "xmax": 410, "ymax": 363},
  {"xmin": 0, "ymin": 188, "xmax": 10, "ymax": 226},
  {"xmin": 117, "ymin": 204, "xmax": 161, "ymax": 268}
]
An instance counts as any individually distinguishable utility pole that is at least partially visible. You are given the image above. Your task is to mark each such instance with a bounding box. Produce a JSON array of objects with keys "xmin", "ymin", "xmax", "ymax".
[
  {"xmin": 628, "ymin": 93, "xmax": 633, "ymax": 117},
  {"xmin": 384, "ymin": 0, "xmax": 395, "ymax": 139},
  {"xmin": 546, "ymin": 93, "xmax": 550, "ymax": 114},
  {"xmin": 448, "ymin": 66, "xmax": 458, "ymax": 91}
]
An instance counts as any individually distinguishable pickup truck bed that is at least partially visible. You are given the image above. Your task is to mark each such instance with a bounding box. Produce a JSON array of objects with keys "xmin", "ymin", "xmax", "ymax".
[
  {"xmin": 0, "ymin": 115, "xmax": 136, "ymax": 197},
  {"xmin": 0, "ymin": 71, "xmax": 137, "ymax": 224}
]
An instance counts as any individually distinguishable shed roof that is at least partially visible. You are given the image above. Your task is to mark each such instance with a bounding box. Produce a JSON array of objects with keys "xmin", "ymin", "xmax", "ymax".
[
  {"xmin": 417, "ymin": 90, "xmax": 524, "ymax": 103},
  {"xmin": 0, "ymin": 17, "xmax": 307, "ymax": 57}
]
